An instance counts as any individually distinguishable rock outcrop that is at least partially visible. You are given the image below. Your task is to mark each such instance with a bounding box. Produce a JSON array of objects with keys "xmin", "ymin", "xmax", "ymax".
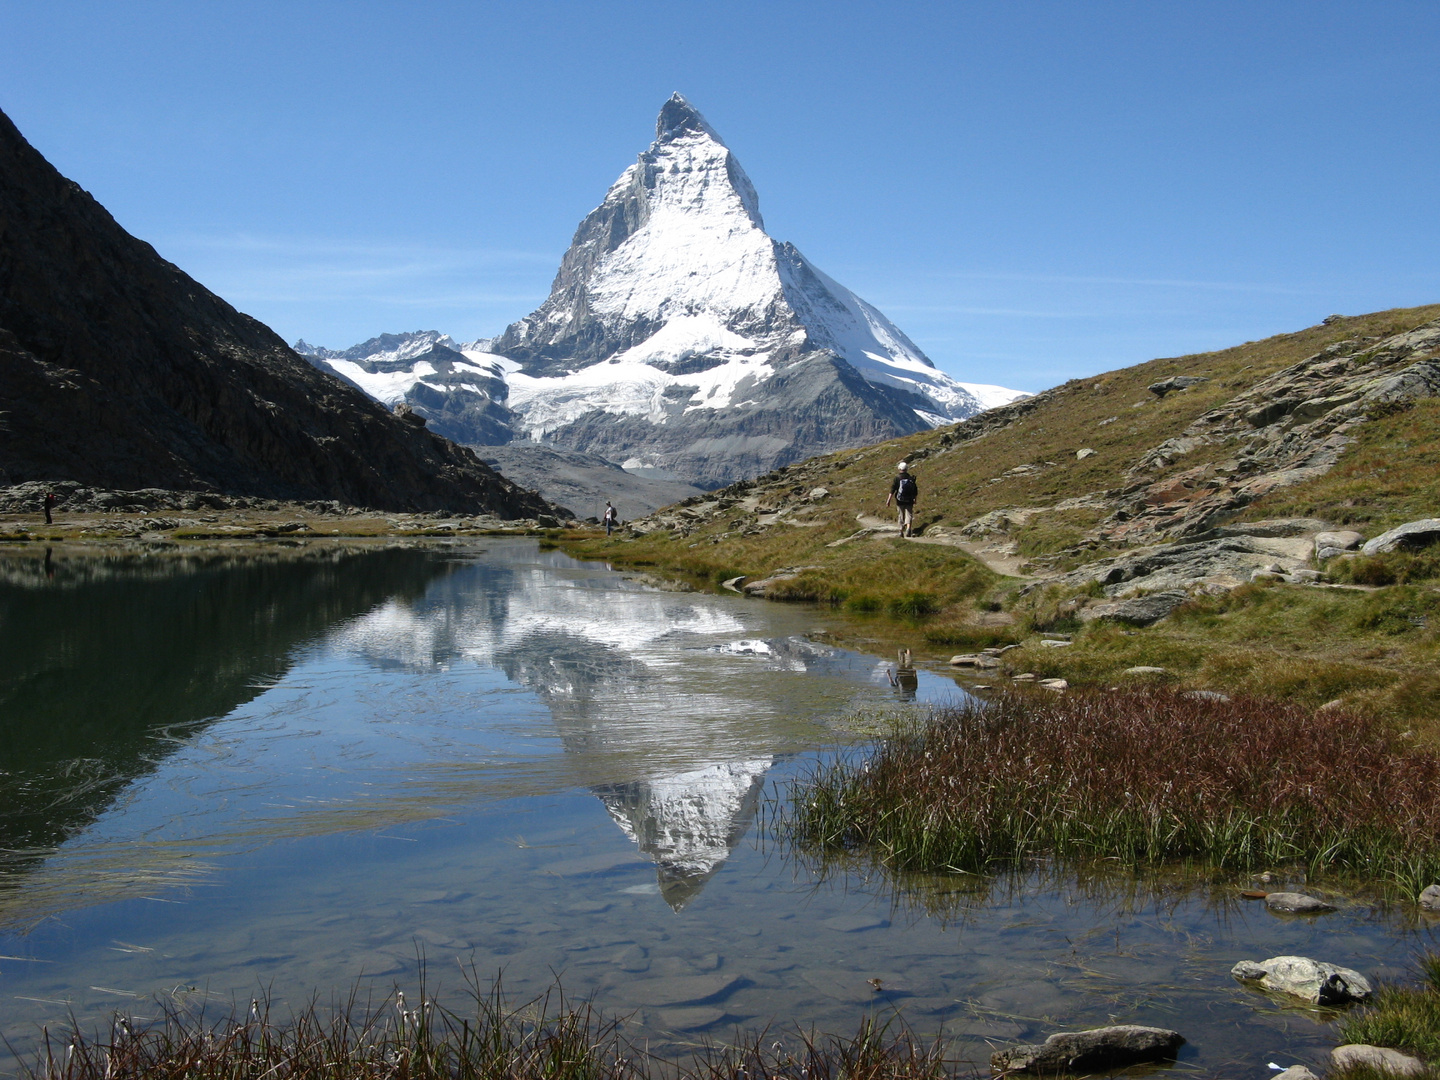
[
  {"xmin": 1098, "ymin": 322, "xmax": 1440, "ymax": 547},
  {"xmin": 0, "ymin": 108, "xmax": 552, "ymax": 517},
  {"xmin": 1361, "ymin": 518, "xmax": 1440, "ymax": 555}
]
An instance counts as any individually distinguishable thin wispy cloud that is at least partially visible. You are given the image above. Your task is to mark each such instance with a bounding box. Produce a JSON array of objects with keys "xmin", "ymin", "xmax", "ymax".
[
  {"xmin": 160, "ymin": 232, "xmax": 558, "ymax": 266},
  {"xmin": 885, "ymin": 305, "xmax": 1115, "ymax": 319},
  {"xmin": 940, "ymin": 270, "xmax": 1315, "ymax": 296},
  {"xmin": 154, "ymin": 232, "xmax": 556, "ymax": 318}
]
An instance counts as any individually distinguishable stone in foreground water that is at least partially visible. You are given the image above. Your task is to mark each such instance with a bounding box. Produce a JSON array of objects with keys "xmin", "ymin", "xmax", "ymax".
[
  {"xmin": 1231, "ymin": 956, "xmax": 1372, "ymax": 1004},
  {"xmin": 989, "ymin": 1024, "xmax": 1184, "ymax": 1074}
]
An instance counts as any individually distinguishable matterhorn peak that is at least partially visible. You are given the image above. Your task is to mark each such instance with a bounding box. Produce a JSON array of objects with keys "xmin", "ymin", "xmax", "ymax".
[
  {"xmin": 302, "ymin": 96, "xmax": 1026, "ymax": 489},
  {"xmin": 655, "ymin": 91, "xmax": 723, "ymax": 145}
]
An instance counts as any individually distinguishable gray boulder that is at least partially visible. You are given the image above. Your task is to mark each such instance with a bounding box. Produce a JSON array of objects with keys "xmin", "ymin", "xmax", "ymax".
[
  {"xmin": 1078, "ymin": 590, "xmax": 1189, "ymax": 626},
  {"xmin": 1361, "ymin": 519, "xmax": 1440, "ymax": 556},
  {"xmin": 1231, "ymin": 955, "xmax": 1372, "ymax": 1004},
  {"xmin": 1331, "ymin": 1044, "xmax": 1427, "ymax": 1077},
  {"xmin": 1315, "ymin": 530, "xmax": 1364, "ymax": 561},
  {"xmin": 1272, "ymin": 1067, "xmax": 1320, "ymax": 1080},
  {"xmin": 989, "ymin": 1025, "xmax": 1184, "ymax": 1074},
  {"xmin": 1419, "ymin": 884, "xmax": 1440, "ymax": 911},
  {"xmin": 1263, "ymin": 892, "xmax": 1336, "ymax": 914}
]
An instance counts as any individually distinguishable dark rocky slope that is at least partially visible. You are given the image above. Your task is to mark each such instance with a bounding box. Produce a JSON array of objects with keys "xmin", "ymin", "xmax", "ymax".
[{"xmin": 0, "ymin": 108, "xmax": 551, "ymax": 516}]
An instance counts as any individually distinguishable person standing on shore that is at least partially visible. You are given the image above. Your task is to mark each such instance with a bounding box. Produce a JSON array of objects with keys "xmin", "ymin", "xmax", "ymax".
[
  {"xmin": 602, "ymin": 501, "xmax": 618, "ymax": 536},
  {"xmin": 43, "ymin": 490, "xmax": 55, "ymax": 525},
  {"xmin": 885, "ymin": 462, "xmax": 918, "ymax": 538}
]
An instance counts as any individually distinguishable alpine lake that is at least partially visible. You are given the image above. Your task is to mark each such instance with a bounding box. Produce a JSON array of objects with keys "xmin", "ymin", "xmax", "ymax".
[{"xmin": 0, "ymin": 537, "xmax": 1433, "ymax": 1077}]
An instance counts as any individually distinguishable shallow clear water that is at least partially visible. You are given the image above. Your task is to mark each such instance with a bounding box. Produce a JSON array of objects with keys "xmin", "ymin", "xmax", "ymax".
[{"xmin": 0, "ymin": 539, "xmax": 1433, "ymax": 1076}]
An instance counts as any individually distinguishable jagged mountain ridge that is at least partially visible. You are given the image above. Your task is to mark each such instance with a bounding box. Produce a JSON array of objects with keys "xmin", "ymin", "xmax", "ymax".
[
  {"xmin": 0, "ymin": 108, "xmax": 550, "ymax": 516},
  {"xmin": 298, "ymin": 94, "xmax": 1025, "ymax": 488}
]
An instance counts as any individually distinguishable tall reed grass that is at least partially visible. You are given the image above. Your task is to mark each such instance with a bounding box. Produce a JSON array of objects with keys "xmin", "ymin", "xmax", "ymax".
[
  {"xmin": 12, "ymin": 971, "xmax": 961, "ymax": 1080},
  {"xmin": 791, "ymin": 688, "xmax": 1440, "ymax": 894}
]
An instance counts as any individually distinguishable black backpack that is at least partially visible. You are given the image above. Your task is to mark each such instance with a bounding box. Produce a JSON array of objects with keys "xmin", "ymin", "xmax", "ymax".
[{"xmin": 896, "ymin": 475, "xmax": 917, "ymax": 502}]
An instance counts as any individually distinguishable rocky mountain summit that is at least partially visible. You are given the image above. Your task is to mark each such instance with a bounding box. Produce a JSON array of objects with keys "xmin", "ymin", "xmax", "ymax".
[
  {"xmin": 0, "ymin": 108, "xmax": 552, "ymax": 517},
  {"xmin": 298, "ymin": 94, "xmax": 1025, "ymax": 489}
]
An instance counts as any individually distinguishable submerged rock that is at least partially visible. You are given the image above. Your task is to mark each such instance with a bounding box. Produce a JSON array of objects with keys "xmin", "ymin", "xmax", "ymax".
[
  {"xmin": 1331, "ymin": 1044, "xmax": 1427, "ymax": 1077},
  {"xmin": 1263, "ymin": 892, "xmax": 1336, "ymax": 914},
  {"xmin": 989, "ymin": 1024, "xmax": 1184, "ymax": 1074},
  {"xmin": 1272, "ymin": 1066, "xmax": 1320, "ymax": 1080},
  {"xmin": 1231, "ymin": 955, "xmax": 1372, "ymax": 1004}
]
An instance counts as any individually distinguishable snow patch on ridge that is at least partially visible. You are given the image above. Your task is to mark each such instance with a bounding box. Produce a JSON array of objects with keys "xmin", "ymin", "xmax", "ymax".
[{"xmin": 327, "ymin": 359, "xmax": 439, "ymax": 405}]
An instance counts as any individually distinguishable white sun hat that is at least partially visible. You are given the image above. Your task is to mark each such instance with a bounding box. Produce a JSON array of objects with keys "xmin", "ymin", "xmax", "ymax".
[{"xmin": 897, "ymin": 461, "xmax": 908, "ymax": 470}]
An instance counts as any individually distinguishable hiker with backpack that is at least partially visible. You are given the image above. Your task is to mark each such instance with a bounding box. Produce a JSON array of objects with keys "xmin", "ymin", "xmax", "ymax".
[{"xmin": 886, "ymin": 462, "xmax": 918, "ymax": 538}]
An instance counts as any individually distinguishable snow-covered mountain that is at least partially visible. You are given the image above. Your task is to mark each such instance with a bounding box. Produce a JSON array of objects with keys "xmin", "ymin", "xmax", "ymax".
[{"xmin": 297, "ymin": 94, "xmax": 1026, "ymax": 487}]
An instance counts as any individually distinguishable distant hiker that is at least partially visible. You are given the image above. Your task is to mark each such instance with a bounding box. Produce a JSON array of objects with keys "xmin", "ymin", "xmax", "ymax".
[
  {"xmin": 43, "ymin": 490, "xmax": 55, "ymax": 525},
  {"xmin": 603, "ymin": 501, "xmax": 619, "ymax": 536},
  {"xmin": 885, "ymin": 462, "xmax": 918, "ymax": 537}
]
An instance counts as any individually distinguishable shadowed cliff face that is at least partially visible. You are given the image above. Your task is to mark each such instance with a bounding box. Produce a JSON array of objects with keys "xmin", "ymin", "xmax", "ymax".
[
  {"xmin": 0, "ymin": 546, "xmax": 454, "ymax": 886},
  {"xmin": 0, "ymin": 108, "xmax": 553, "ymax": 516}
]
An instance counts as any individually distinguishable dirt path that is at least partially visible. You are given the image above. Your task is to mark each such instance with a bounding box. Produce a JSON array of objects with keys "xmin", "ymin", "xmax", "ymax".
[{"xmin": 846, "ymin": 514, "xmax": 1034, "ymax": 578}]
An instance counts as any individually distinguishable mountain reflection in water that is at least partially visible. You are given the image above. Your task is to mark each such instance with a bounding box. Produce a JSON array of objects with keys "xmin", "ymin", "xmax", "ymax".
[{"xmin": 322, "ymin": 550, "xmax": 857, "ymax": 906}]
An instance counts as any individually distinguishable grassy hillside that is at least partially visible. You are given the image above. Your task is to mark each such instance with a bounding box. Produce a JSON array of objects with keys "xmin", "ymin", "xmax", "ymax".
[{"xmin": 562, "ymin": 304, "xmax": 1440, "ymax": 730}]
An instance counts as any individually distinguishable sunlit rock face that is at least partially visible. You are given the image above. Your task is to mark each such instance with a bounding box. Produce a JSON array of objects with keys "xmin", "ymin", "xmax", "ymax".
[{"xmin": 595, "ymin": 761, "xmax": 770, "ymax": 911}]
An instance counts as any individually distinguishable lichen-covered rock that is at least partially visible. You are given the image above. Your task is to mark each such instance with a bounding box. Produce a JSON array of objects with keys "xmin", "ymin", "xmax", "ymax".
[
  {"xmin": 1418, "ymin": 884, "xmax": 1440, "ymax": 911},
  {"xmin": 1231, "ymin": 955, "xmax": 1371, "ymax": 1004},
  {"xmin": 989, "ymin": 1024, "xmax": 1184, "ymax": 1074}
]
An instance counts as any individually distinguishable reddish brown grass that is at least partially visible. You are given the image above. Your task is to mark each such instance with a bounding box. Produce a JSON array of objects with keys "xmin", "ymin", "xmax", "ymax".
[{"xmin": 793, "ymin": 688, "xmax": 1440, "ymax": 893}]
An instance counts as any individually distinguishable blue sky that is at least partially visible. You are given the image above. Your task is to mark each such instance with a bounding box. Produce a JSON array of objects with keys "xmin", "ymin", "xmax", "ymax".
[{"xmin": 2, "ymin": 1, "xmax": 1436, "ymax": 393}]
